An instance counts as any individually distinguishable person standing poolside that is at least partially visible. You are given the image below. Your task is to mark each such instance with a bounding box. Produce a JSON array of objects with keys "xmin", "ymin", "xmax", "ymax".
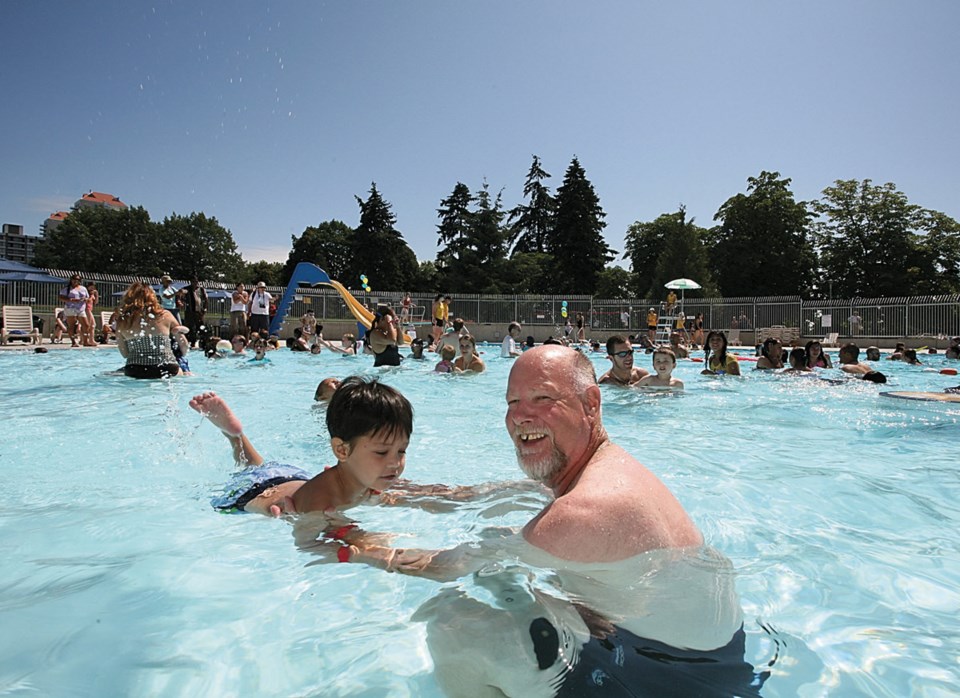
[
  {"xmin": 598, "ymin": 335, "xmax": 649, "ymax": 386},
  {"xmin": 692, "ymin": 312, "xmax": 705, "ymax": 347},
  {"xmin": 646, "ymin": 307, "xmax": 658, "ymax": 344},
  {"xmin": 400, "ymin": 293, "xmax": 412, "ymax": 324},
  {"xmin": 247, "ymin": 281, "xmax": 272, "ymax": 337},
  {"xmin": 431, "ymin": 294, "xmax": 445, "ymax": 342},
  {"xmin": 180, "ymin": 274, "xmax": 208, "ymax": 347},
  {"xmin": 575, "ymin": 312, "xmax": 585, "ymax": 342},
  {"xmin": 115, "ymin": 282, "xmax": 185, "ymax": 379},
  {"xmin": 501, "ymin": 322, "xmax": 522, "ymax": 358},
  {"xmin": 58, "ymin": 274, "xmax": 90, "ymax": 348},
  {"xmin": 83, "ymin": 282, "xmax": 99, "ymax": 346},
  {"xmin": 848, "ymin": 311, "xmax": 863, "ymax": 335},
  {"xmin": 229, "ymin": 283, "xmax": 249, "ymax": 339},
  {"xmin": 369, "ymin": 306, "xmax": 402, "ymax": 367},
  {"xmin": 620, "ymin": 308, "xmax": 630, "ymax": 329},
  {"xmin": 328, "ymin": 346, "xmax": 759, "ymax": 696},
  {"xmin": 159, "ymin": 274, "xmax": 181, "ymax": 323},
  {"xmin": 702, "ymin": 330, "xmax": 741, "ymax": 376}
]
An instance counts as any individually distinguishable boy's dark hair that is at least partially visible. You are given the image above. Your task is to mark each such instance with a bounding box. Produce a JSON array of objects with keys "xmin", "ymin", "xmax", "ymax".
[
  {"xmin": 789, "ymin": 347, "xmax": 806, "ymax": 366},
  {"xmin": 326, "ymin": 376, "xmax": 413, "ymax": 444}
]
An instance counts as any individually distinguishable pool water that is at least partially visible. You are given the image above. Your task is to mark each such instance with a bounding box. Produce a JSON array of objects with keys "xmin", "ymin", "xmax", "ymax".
[{"xmin": 1, "ymin": 345, "xmax": 958, "ymax": 696}]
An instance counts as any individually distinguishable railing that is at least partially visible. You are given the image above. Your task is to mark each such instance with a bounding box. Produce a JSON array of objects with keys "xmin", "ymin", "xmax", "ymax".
[{"xmin": 4, "ymin": 269, "xmax": 959, "ymax": 339}]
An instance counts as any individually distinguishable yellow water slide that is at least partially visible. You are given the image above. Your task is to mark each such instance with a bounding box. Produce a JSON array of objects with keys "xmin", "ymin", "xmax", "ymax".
[{"xmin": 325, "ymin": 280, "xmax": 412, "ymax": 343}]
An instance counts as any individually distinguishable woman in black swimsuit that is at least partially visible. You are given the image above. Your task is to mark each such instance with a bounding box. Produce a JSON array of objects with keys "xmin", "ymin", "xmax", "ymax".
[{"xmin": 369, "ymin": 306, "xmax": 402, "ymax": 367}]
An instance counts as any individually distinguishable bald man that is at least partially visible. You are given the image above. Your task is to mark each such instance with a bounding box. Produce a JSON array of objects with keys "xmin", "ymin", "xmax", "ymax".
[{"xmin": 312, "ymin": 346, "xmax": 763, "ymax": 696}]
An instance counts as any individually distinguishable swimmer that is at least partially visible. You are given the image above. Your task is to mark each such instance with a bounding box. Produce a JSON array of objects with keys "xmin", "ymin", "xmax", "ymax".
[
  {"xmin": 755, "ymin": 337, "xmax": 785, "ymax": 370},
  {"xmin": 636, "ymin": 347, "xmax": 684, "ymax": 389},
  {"xmin": 192, "ymin": 376, "xmax": 412, "ymax": 517},
  {"xmin": 598, "ymin": 335, "xmax": 649, "ymax": 386},
  {"xmin": 945, "ymin": 337, "xmax": 960, "ymax": 360},
  {"xmin": 701, "ymin": 331, "xmax": 741, "ymax": 376},
  {"xmin": 838, "ymin": 343, "xmax": 887, "ymax": 383},
  {"xmin": 314, "ymin": 377, "xmax": 340, "ymax": 402},
  {"xmin": 409, "ymin": 337, "xmax": 426, "ymax": 360},
  {"xmin": 783, "ymin": 347, "xmax": 813, "ymax": 374},
  {"xmin": 865, "ymin": 346, "xmax": 881, "ymax": 361},
  {"xmin": 321, "ymin": 347, "xmax": 761, "ymax": 695},
  {"xmin": 319, "ymin": 333, "xmax": 357, "ymax": 355},
  {"xmin": 434, "ymin": 344, "xmax": 458, "ymax": 373}
]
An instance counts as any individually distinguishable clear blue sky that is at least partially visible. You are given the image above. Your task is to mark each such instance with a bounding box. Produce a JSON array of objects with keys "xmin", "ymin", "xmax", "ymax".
[{"xmin": 2, "ymin": 1, "xmax": 958, "ymax": 268}]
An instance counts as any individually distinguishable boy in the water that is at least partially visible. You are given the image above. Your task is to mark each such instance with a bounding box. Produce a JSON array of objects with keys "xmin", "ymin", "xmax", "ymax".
[{"xmin": 192, "ymin": 376, "xmax": 411, "ymax": 517}]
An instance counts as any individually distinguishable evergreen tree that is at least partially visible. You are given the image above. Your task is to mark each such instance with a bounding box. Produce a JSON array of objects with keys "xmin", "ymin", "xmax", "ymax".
[
  {"xmin": 711, "ymin": 171, "xmax": 817, "ymax": 297},
  {"xmin": 435, "ymin": 182, "xmax": 474, "ymax": 274},
  {"xmin": 282, "ymin": 220, "xmax": 354, "ymax": 283},
  {"xmin": 915, "ymin": 210, "xmax": 960, "ymax": 295},
  {"xmin": 508, "ymin": 155, "xmax": 555, "ymax": 255},
  {"xmin": 549, "ymin": 157, "xmax": 613, "ymax": 295},
  {"xmin": 349, "ymin": 183, "xmax": 418, "ymax": 292},
  {"xmin": 440, "ymin": 182, "xmax": 510, "ymax": 293}
]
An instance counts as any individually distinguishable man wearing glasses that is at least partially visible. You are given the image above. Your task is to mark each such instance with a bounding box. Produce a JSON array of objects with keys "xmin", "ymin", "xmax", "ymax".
[{"xmin": 598, "ymin": 335, "xmax": 649, "ymax": 386}]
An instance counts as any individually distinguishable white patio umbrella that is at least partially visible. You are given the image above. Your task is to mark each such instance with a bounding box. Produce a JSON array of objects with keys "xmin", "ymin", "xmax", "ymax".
[{"xmin": 664, "ymin": 278, "xmax": 702, "ymax": 304}]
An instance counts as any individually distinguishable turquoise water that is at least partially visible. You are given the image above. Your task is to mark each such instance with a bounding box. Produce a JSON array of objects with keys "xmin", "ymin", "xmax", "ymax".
[{"xmin": 1, "ymin": 344, "xmax": 959, "ymax": 696}]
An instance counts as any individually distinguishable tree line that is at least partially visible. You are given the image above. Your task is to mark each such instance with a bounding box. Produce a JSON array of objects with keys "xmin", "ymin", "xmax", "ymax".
[{"xmin": 35, "ymin": 159, "xmax": 960, "ymax": 298}]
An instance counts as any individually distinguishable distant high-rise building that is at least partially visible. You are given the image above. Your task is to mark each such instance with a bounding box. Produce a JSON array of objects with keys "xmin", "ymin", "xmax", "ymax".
[{"xmin": 1, "ymin": 224, "xmax": 39, "ymax": 263}]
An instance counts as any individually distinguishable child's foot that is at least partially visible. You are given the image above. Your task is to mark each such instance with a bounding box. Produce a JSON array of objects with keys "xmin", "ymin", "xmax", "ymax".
[{"xmin": 189, "ymin": 392, "xmax": 243, "ymax": 436}]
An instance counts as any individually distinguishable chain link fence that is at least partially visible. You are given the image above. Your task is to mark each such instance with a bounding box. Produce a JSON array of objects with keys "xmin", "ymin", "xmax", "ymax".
[{"xmin": 4, "ymin": 269, "xmax": 959, "ymax": 340}]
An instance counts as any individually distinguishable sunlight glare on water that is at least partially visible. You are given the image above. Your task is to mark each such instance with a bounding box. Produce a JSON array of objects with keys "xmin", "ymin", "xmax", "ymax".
[{"xmin": 1, "ymin": 345, "xmax": 959, "ymax": 696}]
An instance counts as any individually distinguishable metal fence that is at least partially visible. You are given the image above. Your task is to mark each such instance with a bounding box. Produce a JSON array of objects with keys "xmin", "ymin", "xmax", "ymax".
[{"xmin": 4, "ymin": 269, "xmax": 959, "ymax": 339}]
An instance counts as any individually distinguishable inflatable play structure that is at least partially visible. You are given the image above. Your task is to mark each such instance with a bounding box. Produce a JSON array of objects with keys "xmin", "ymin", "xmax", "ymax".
[{"xmin": 269, "ymin": 262, "xmax": 410, "ymax": 342}]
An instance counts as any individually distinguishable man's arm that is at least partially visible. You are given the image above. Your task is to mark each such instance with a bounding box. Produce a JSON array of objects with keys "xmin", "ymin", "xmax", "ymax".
[{"xmin": 377, "ymin": 479, "xmax": 548, "ymax": 513}]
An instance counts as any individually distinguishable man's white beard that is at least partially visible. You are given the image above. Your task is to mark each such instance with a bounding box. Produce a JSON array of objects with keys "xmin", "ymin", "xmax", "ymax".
[{"xmin": 516, "ymin": 442, "xmax": 566, "ymax": 483}]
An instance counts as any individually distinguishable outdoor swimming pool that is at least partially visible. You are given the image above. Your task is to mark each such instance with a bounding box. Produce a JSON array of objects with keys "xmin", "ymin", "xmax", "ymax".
[{"xmin": 1, "ymin": 344, "xmax": 958, "ymax": 696}]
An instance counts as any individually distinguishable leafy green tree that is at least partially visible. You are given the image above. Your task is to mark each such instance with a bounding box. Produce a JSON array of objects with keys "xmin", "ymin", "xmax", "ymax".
[
  {"xmin": 650, "ymin": 207, "xmax": 714, "ymax": 298},
  {"xmin": 508, "ymin": 155, "xmax": 555, "ymax": 255},
  {"xmin": 435, "ymin": 183, "xmax": 474, "ymax": 274},
  {"xmin": 813, "ymin": 179, "xmax": 927, "ymax": 298},
  {"xmin": 282, "ymin": 220, "xmax": 354, "ymax": 283},
  {"xmin": 348, "ymin": 183, "xmax": 418, "ymax": 291},
  {"xmin": 549, "ymin": 157, "xmax": 613, "ymax": 295},
  {"xmin": 242, "ymin": 260, "xmax": 284, "ymax": 286},
  {"xmin": 35, "ymin": 205, "xmax": 162, "ymax": 275},
  {"xmin": 440, "ymin": 182, "xmax": 510, "ymax": 293},
  {"xmin": 502, "ymin": 252, "xmax": 553, "ymax": 294},
  {"xmin": 594, "ymin": 266, "xmax": 635, "ymax": 299},
  {"xmin": 623, "ymin": 218, "xmax": 669, "ymax": 298},
  {"xmin": 160, "ymin": 212, "xmax": 244, "ymax": 281},
  {"xmin": 625, "ymin": 208, "xmax": 713, "ymax": 298},
  {"xmin": 710, "ymin": 172, "xmax": 816, "ymax": 297},
  {"xmin": 915, "ymin": 210, "xmax": 960, "ymax": 294}
]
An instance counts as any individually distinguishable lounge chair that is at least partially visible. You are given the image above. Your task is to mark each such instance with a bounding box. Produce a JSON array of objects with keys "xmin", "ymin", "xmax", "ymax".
[
  {"xmin": 2, "ymin": 305, "xmax": 42, "ymax": 345},
  {"xmin": 100, "ymin": 311, "xmax": 117, "ymax": 343},
  {"xmin": 823, "ymin": 332, "xmax": 840, "ymax": 347}
]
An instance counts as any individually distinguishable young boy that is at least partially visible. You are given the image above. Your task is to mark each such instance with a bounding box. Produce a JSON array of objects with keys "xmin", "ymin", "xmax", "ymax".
[
  {"xmin": 191, "ymin": 376, "xmax": 412, "ymax": 517},
  {"xmin": 636, "ymin": 347, "xmax": 684, "ymax": 390}
]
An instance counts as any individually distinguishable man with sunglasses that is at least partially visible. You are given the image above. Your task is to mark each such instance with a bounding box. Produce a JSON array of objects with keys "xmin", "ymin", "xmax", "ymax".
[{"xmin": 598, "ymin": 335, "xmax": 649, "ymax": 386}]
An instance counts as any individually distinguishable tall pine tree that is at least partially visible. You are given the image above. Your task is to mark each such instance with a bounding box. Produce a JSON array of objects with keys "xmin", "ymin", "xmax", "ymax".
[
  {"xmin": 549, "ymin": 157, "xmax": 613, "ymax": 295},
  {"xmin": 349, "ymin": 183, "xmax": 418, "ymax": 291},
  {"xmin": 508, "ymin": 155, "xmax": 555, "ymax": 255},
  {"xmin": 435, "ymin": 182, "xmax": 474, "ymax": 275}
]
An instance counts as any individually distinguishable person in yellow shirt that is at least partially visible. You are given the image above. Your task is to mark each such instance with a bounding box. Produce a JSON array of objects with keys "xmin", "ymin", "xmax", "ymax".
[
  {"xmin": 666, "ymin": 290, "xmax": 677, "ymax": 313},
  {"xmin": 646, "ymin": 307, "xmax": 658, "ymax": 344}
]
